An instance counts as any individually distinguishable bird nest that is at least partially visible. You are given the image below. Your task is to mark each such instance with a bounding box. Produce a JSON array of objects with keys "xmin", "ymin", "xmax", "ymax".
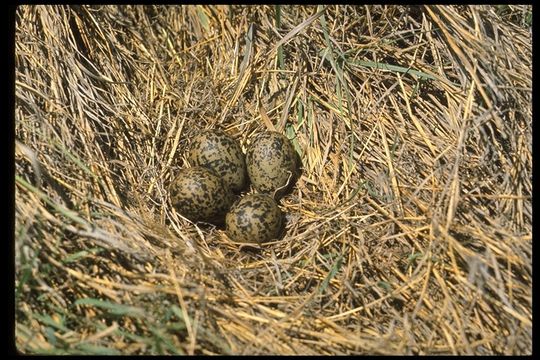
[{"xmin": 15, "ymin": 5, "xmax": 532, "ymax": 355}]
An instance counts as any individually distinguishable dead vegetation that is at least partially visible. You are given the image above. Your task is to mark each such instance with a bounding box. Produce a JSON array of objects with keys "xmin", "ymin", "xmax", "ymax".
[{"xmin": 15, "ymin": 5, "xmax": 532, "ymax": 355}]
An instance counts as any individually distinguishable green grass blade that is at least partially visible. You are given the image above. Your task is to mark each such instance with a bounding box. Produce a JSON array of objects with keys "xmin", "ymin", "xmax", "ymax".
[
  {"xmin": 63, "ymin": 247, "xmax": 103, "ymax": 263},
  {"xmin": 275, "ymin": 5, "xmax": 284, "ymax": 69},
  {"xmin": 15, "ymin": 175, "xmax": 88, "ymax": 226},
  {"xmin": 317, "ymin": 5, "xmax": 356, "ymax": 172},
  {"xmin": 74, "ymin": 298, "xmax": 145, "ymax": 318},
  {"xmin": 377, "ymin": 281, "xmax": 393, "ymax": 293},
  {"xmin": 74, "ymin": 344, "xmax": 121, "ymax": 355},
  {"xmin": 319, "ymin": 254, "xmax": 343, "ymax": 294},
  {"xmin": 349, "ymin": 59, "xmax": 439, "ymax": 81},
  {"xmin": 196, "ymin": 5, "xmax": 210, "ymax": 32},
  {"xmin": 53, "ymin": 140, "xmax": 97, "ymax": 181},
  {"xmin": 286, "ymin": 124, "xmax": 302, "ymax": 158},
  {"xmin": 32, "ymin": 313, "xmax": 70, "ymax": 332},
  {"xmin": 149, "ymin": 326, "xmax": 185, "ymax": 355}
]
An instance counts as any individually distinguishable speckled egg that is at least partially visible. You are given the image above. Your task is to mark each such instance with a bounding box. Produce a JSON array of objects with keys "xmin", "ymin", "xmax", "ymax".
[
  {"xmin": 225, "ymin": 194, "xmax": 283, "ymax": 244},
  {"xmin": 170, "ymin": 167, "xmax": 234, "ymax": 224},
  {"xmin": 188, "ymin": 129, "xmax": 247, "ymax": 193},
  {"xmin": 246, "ymin": 131, "xmax": 299, "ymax": 198}
]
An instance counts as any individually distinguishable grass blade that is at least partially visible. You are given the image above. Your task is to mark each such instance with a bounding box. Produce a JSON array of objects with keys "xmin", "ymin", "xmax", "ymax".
[
  {"xmin": 275, "ymin": 5, "xmax": 284, "ymax": 69},
  {"xmin": 267, "ymin": 6, "xmax": 326, "ymax": 57},
  {"xmin": 319, "ymin": 254, "xmax": 343, "ymax": 295},
  {"xmin": 74, "ymin": 298, "xmax": 145, "ymax": 318}
]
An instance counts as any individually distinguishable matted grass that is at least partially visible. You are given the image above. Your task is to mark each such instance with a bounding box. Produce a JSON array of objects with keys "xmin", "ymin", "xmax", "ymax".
[{"xmin": 15, "ymin": 5, "xmax": 532, "ymax": 355}]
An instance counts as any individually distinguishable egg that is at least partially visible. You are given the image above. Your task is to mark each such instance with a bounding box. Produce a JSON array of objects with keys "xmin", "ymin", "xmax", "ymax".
[
  {"xmin": 246, "ymin": 131, "xmax": 299, "ymax": 198},
  {"xmin": 225, "ymin": 194, "xmax": 283, "ymax": 244},
  {"xmin": 188, "ymin": 129, "xmax": 247, "ymax": 193},
  {"xmin": 170, "ymin": 166, "xmax": 234, "ymax": 224}
]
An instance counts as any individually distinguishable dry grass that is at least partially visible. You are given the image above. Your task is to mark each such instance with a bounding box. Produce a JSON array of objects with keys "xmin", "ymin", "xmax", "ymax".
[{"xmin": 15, "ymin": 5, "xmax": 532, "ymax": 355}]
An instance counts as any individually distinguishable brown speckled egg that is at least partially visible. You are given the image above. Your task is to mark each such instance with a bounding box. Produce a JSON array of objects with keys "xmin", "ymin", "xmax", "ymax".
[
  {"xmin": 170, "ymin": 167, "xmax": 234, "ymax": 224},
  {"xmin": 225, "ymin": 194, "xmax": 283, "ymax": 244},
  {"xmin": 246, "ymin": 131, "xmax": 299, "ymax": 198},
  {"xmin": 188, "ymin": 129, "xmax": 247, "ymax": 193}
]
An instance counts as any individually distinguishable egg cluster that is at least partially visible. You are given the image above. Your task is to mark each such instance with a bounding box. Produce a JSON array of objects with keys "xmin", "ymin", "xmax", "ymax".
[{"xmin": 170, "ymin": 129, "xmax": 300, "ymax": 244}]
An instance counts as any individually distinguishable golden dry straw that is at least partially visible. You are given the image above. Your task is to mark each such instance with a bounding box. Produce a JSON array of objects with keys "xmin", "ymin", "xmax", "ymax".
[{"xmin": 15, "ymin": 5, "xmax": 531, "ymax": 355}]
